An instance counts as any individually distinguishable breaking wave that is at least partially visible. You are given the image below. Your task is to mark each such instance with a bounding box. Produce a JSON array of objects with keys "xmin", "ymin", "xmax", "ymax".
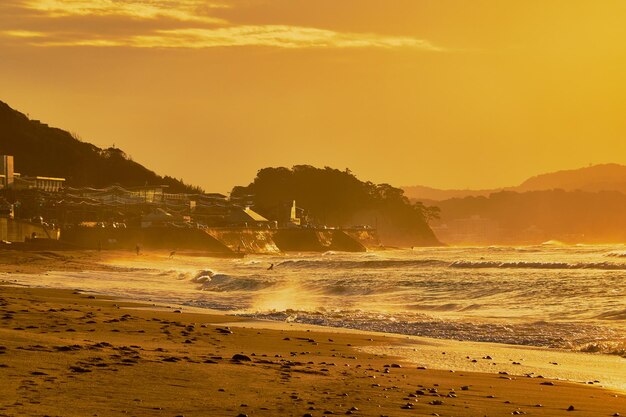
[
  {"xmin": 450, "ymin": 261, "xmax": 626, "ymax": 270},
  {"xmin": 277, "ymin": 258, "xmax": 626, "ymax": 270},
  {"xmin": 13, "ymin": 244, "xmax": 624, "ymax": 359},
  {"xmin": 192, "ymin": 271, "xmax": 278, "ymax": 292},
  {"xmin": 278, "ymin": 259, "xmax": 448, "ymax": 269},
  {"xmin": 242, "ymin": 309, "xmax": 626, "ymax": 357}
]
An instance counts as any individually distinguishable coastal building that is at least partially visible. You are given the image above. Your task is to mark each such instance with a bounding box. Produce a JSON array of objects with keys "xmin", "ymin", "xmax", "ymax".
[
  {"xmin": 67, "ymin": 185, "xmax": 165, "ymax": 205},
  {"xmin": 289, "ymin": 200, "xmax": 301, "ymax": 226},
  {"xmin": 277, "ymin": 200, "xmax": 305, "ymax": 227},
  {"xmin": 0, "ymin": 155, "xmax": 65, "ymax": 192},
  {"xmin": 14, "ymin": 176, "xmax": 66, "ymax": 192},
  {"xmin": 141, "ymin": 208, "xmax": 174, "ymax": 228},
  {"xmin": 227, "ymin": 207, "xmax": 270, "ymax": 227},
  {"xmin": 0, "ymin": 155, "xmax": 15, "ymax": 189}
]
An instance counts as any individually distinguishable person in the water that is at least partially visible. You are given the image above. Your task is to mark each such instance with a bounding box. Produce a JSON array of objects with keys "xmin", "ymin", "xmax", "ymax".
[{"xmin": 267, "ymin": 263, "xmax": 274, "ymax": 271}]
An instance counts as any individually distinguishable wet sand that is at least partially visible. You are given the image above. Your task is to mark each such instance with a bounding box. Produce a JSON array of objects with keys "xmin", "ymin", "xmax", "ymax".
[
  {"xmin": 1, "ymin": 283, "xmax": 625, "ymax": 417},
  {"xmin": 0, "ymin": 250, "xmax": 122, "ymax": 274}
]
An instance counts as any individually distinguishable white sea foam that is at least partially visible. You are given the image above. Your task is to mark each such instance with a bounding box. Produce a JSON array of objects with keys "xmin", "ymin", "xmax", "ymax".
[{"xmin": 5, "ymin": 244, "xmax": 626, "ymax": 357}]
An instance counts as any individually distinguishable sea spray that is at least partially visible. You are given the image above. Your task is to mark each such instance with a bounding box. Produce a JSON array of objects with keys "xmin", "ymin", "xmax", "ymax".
[{"xmin": 9, "ymin": 245, "xmax": 626, "ymax": 357}]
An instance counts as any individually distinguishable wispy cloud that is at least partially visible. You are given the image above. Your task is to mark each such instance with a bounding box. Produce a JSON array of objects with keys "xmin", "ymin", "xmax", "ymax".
[
  {"xmin": 135, "ymin": 27, "xmax": 440, "ymax": 49},
  {"xmin": 2, "ymin": 0, "xmax": 442, "ymax": 51},
  {"xmin": 31, "ymin": 26, "xmax": 440, "ymax": 50},
  {"xmin": 2, "ymin": 30, "xmax": 47, "ymax": 38},
  {"xmin": 23, "ymin": 0, "xmax": 227, "ymax": 23}
]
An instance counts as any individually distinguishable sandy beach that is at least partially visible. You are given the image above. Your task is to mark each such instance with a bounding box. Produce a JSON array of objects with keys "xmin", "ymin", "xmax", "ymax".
[{"xmin": 1, "ymin": 251, "xmax": 625, "ymax": 417}]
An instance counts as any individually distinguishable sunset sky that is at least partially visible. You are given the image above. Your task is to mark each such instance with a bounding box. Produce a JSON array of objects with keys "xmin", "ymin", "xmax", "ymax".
[{"xmin": 1, "ymin": 0, "xmax": 625, "ymax": 192}]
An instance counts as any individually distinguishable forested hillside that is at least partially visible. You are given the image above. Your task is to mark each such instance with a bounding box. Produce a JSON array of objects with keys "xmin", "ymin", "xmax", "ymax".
[
  {"xmin": 232, "ymin": 165, "xmax": 441, "ymax": 246},
  {"xmin": 0, "ymin": 100, "xmax": 201, "ymax": 193}
]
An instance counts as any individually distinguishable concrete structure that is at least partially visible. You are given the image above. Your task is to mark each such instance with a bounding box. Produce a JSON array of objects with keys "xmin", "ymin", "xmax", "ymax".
[
  {"xmin": 0, "ymin": 198, "xmax": 13, "ymax": 219},
  {"xmin": 0, "ymin": 155, "xmax": 14, "ymax": 189},
  {"xmin": 15, "ymin": 176, "xmax": 66, "ymax": 192},
  {"xmin": 0, "ymin": 155, "xmax": 65, "ymax": 192},
  {"xmin": 289, "ymin": 200, "xmax": 300, "ymax": 225},
  {"xmin": 0, "ymin": 218, "xmax": 56, "ymax": 242}
]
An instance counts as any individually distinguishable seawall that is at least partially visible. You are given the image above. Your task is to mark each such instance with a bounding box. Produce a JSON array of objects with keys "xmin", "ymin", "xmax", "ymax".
[
  {"xmin": 0, "ymin": 218, "xmax": 57, "ymax": 242},
  {"xmin": 59, "ymin": 226, "xmax": 377, "ymax": 255},
  {"xmin": 206, "ymin": 227, "xmax": 280, "ymax": 254},
  {"xmin": 60, "ymin": 226, "xmax": 234, "ymax": 255},
  {"xmin": 273, "ymin": 228, "xmax": 369, "ymax": 252}
]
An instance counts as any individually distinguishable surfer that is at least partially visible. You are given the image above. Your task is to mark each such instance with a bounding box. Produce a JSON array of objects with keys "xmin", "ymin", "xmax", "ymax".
[
  {"xmin": 267, "ymin": 263, "xmax": 274, "ymax": 271},
  {"xmin": 135, "ymin": 244, "xmax": 140, "ymax": 256},
  {"xmin": 169, "ymin": 250, "xmax": 176, "ymax": 258}
]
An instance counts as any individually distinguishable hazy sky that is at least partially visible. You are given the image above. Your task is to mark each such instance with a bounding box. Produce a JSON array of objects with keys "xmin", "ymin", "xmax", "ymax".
[{"xmin": 1, "ymin": 0, "xmax": 625, "ymax": 193}]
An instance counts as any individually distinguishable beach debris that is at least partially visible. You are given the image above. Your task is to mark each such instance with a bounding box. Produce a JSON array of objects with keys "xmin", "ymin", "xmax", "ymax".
[
  {"xmin": 31, "ymin": 371, "xmax": 48, "ymax": 376},
  {"xmin": 216, "ymin": 327, "xmax": 233, "ymax": 334},
  {"xmin": 69, "ymin": 365, "xmax": 91, "ymax": 373}
]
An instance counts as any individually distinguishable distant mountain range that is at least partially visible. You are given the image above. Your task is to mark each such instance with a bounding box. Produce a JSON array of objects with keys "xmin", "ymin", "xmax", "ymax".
[
  {"xmin": 404, "ymin": 164, "xmax": 626, "ymax": 201},
  {"xmin": 405, "ymin": 164, "xmax": 626, "ymax": 245},
  {"xmin": 0, "ymin": 100, "xmax": 201, "ymax": 193}
]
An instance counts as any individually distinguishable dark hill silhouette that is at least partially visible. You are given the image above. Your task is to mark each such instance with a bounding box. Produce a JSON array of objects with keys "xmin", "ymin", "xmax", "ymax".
[
  {"xmin": 517, "ymin": 163, "xmax": 626, "ymax": 193},
  {"xmin": 429, "ymin": 190, "xmax": 626, "ymax": 245},
  {"xmin": 402, "ymin": 185, "xmax": 499, "ymax": 201},
  {"xmin": 232, "ymin": 165, "xmax": 441, "ymax": 246},
  {"xmin": 403, "ymin": 163, "xmax": 626, "ymax": 201},
  {"xmin": 0, "ymin": 100, "xmax": 201, "ymax": 193}
]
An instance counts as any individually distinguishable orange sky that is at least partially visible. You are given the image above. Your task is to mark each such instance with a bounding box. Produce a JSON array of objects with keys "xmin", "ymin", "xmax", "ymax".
[{"xmin": 1, "ymin": 0, "xmax": 625, "ymax": 193}]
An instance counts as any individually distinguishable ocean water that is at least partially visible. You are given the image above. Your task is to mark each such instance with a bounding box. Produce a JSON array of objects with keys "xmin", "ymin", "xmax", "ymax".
[{"xmin": 6, "ymin": 244, "xmax": 626, "ymax": 357}]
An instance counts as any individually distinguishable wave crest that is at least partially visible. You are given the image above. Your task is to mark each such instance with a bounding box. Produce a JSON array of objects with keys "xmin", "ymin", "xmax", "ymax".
[
  {"xmin": 278, "ymin": 259, "xmax": 448, "ymax": 269},
  {"xmin": 196, "ymin": 272, "xmax": 277, "ymax": 292},
  {"xmin": 450, "ymin": 261, "xmax": 626, "ymax": 270}
]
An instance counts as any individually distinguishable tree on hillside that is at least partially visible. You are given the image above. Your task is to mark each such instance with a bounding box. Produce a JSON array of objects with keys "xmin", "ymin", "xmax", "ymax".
[{"xmin": 231, "ymin": 165, "xmax": 440, "ymax": 246}]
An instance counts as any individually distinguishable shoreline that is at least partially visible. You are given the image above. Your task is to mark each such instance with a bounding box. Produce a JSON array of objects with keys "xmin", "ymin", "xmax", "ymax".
[
  {"xmin": 1, "ymin": 249, "xmax": 625, "ymax": 416},
  {"xmin": 1, "ymin": 284, "xmax": 625, "ymax": 416},
  {"xmin": 2, "ymin": 249, "xmax": 625, "ymax": 392}
]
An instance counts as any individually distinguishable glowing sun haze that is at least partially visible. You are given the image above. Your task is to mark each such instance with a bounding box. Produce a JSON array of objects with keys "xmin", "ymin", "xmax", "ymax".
[{"xmin": 1, "ymin": 0, "xmax": 625, "ymax": 192}]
